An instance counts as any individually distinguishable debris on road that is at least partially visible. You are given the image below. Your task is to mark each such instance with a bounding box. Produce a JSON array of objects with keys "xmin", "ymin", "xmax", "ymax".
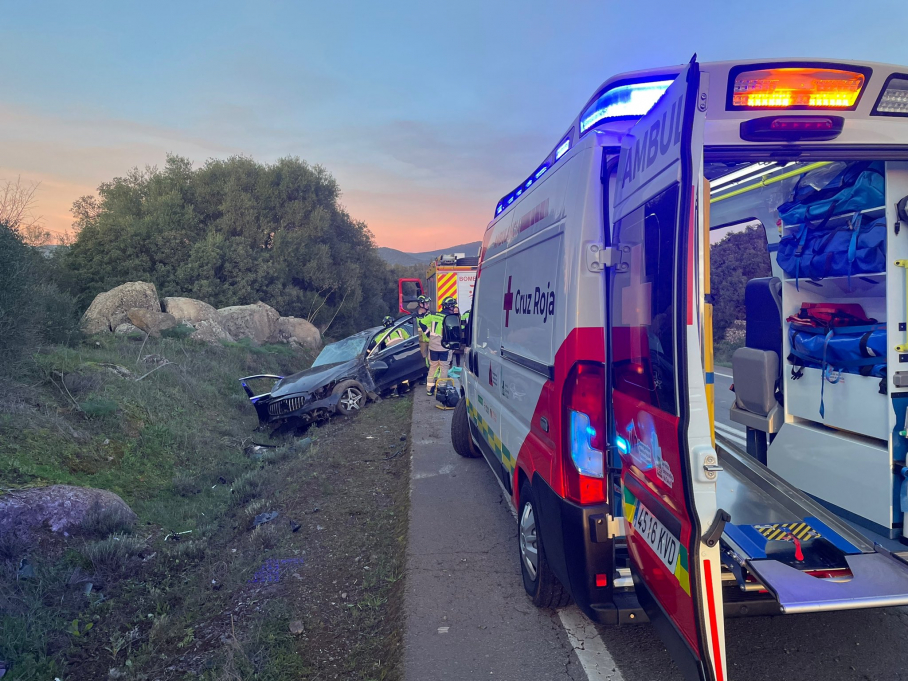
[{"xmin": 252, "ymin": 511, "xmax": 279, "ymax": 528}]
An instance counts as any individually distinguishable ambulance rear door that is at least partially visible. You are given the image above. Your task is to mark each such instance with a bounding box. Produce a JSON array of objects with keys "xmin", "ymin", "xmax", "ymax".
[{"xmin": 607, "ymin": 60, "xmax": 726, "ymax": 681}]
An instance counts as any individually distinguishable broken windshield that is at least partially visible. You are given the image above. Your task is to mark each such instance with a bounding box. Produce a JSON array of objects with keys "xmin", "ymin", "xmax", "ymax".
[{"xmin": 312, "ymin": 335, "xmax": 369, "ymax": 367}]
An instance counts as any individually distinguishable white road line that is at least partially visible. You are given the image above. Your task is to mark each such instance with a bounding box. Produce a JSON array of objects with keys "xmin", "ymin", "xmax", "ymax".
[
  {"xmin": 714, "ymin": 422, "xmax": 747, "ymax": 447},
  {"xmin": 559, "ymin": 606, "xmax": 624, "ymax": 680},
  {"xmin": 713, "ymin": 369, "xmax": 733, "ymax": 379}
]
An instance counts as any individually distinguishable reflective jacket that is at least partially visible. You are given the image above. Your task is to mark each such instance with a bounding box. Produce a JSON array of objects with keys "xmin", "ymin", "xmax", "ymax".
[
  {"xmin": 418, "ymin": 313, "xmax": 447, "ymax": 352},
  {"xmin": 374, "ymin": 326, "xmax": 410, "ymax": 348}
]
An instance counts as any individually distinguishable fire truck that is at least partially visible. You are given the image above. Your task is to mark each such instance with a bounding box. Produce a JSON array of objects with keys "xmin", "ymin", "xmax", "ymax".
[{"xmin": 425, "ymin": 253, "xmax": 478, "ymax": 312}]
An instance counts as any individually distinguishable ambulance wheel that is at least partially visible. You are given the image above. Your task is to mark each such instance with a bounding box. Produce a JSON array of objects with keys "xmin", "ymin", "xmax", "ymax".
[
  {"xmin": 518, "ymin": 482, "xmax": 571, "ymax": 609},
  {"xmin": 333, "ymin": 381, "xmax": 366, "ymax": 415},
  {"xmin": 451, "ymin": 397, "xmax": 480, "ymax": 458}
]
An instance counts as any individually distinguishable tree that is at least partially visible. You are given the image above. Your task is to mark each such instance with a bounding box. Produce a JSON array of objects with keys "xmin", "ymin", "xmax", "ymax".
[
  {"xmin": 710, "ymin": 226, "xmax": 772, "ymax": 341},
  {"xmin": 65, "ymin": 155, "xmax": 399, "ymax": 337}
]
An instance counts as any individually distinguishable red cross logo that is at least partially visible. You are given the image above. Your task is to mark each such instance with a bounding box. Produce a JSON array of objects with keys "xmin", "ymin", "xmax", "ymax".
[{"xmin": 503, "ymin": 276, "xmax": 514, "ymax": 327}]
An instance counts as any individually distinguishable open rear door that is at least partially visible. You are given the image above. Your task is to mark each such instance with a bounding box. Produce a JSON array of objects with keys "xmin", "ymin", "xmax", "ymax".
[{"xmin": 608, "ymin": 60, "xmax": 726, "ymax": 680}]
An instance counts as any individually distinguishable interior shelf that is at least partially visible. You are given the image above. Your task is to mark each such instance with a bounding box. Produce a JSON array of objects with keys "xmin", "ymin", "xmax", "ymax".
[{"xmin": 783, "ymin": 272, "xmax": 887, "ymax": 298}]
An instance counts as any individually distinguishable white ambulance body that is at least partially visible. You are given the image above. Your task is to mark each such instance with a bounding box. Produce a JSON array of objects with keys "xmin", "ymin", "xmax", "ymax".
[{"xmin": 450, "ymin": 58, "xmax": 908, "ymax": 680}]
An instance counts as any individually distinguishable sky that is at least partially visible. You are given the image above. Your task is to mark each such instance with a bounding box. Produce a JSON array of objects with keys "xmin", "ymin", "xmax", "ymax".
[{"xmin": 3, "ymin": 0, "xmax": 908, "ymax": 251}]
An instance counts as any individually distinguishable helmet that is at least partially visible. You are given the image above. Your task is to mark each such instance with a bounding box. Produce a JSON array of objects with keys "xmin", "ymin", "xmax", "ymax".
[
  {"xmin": 441, "ymin": 297, "xmax": 457, "ymax": 311},
  {"xmin": 382, "ymin": 315, "xmax": 394, "ymax": 327},
  {"xmin": 417, "ymin": 295, "xmax": 431, "ymax": 306}
]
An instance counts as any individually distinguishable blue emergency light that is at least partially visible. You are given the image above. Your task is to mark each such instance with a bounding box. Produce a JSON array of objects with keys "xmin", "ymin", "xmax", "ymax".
[{"xmin": 579, "ymin": 79, "xmax": 674, "ymax": 134}]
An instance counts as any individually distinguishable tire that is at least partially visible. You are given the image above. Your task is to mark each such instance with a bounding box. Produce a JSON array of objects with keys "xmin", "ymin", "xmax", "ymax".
[
  {"xmin": 518, "ymin": 481, "xmax": 571, "ymax": 609},
  {"xmin": 451, "ymin": 397, "xmax": 480, "ymax": 458},
  {"xmin": 333, "ymin": 380, "xmax": 366, "ymax": 415}
]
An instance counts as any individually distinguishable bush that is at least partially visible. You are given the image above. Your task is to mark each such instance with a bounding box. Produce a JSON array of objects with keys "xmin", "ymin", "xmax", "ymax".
[
  {"xmin": 79, "ymin": 397, "xmax": 119, "ymax": 418},
  {"xmin": 81, "ymin": 534, "xmax": 146, "ymax": 571},
  {"xmin": 0, "ymin": 223, "xmax": 80, "ymax": 371},
  {"xmin": 230, "ymin": 468, "xmax": 268, "ymax": 506},
  {"xmin": 80, "ymin": 502, "xmax": 136, "ymax": 538}
]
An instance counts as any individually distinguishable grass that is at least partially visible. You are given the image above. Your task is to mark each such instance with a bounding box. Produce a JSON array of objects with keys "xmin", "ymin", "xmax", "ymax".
[{"xmin": 0, "ymin": 332, "xmax": 412, "ymax": 680}]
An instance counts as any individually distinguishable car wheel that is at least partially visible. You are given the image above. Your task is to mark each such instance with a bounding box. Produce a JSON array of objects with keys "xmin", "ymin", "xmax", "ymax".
[
  {"xmin": 333, "ymin": 381, "xmax": 366, "ymax": 415},
  {"xmin": 451, "ymin": 397, "xmax": 480, "ymax": 458},
  {"xmin": 518, "ymin": 481, "xmax": 571, "ymax": 609}
]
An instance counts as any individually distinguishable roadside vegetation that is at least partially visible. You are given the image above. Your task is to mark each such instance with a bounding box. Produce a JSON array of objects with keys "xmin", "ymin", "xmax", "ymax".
[
  {"xmin": 0, "ymin": 175, "xmax": 412, "ymax": 680},
  {"xmin": 0, "ymin": 329, "xmax": 411, "ymax": 680}
]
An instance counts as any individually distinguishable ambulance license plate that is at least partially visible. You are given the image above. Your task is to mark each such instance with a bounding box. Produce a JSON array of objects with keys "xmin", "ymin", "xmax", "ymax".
[{"xmin": 633, "ymin": 501, "xmax": 680, "ymax": 573}]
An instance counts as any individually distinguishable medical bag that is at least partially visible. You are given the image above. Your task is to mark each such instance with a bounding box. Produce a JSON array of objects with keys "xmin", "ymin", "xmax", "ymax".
[
  {"xmin": 435, "ymin": 381, "xmax": 460, "ymax": 409},
  {"xmin": 775, "ymin": 162, "xmax": 886, "ymax": 282}
]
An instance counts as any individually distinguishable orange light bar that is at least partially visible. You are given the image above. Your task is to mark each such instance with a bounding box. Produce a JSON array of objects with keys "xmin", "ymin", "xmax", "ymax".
[{"xmin": 732, "ymin": 67, "xmax": 865, "ymax": 109}]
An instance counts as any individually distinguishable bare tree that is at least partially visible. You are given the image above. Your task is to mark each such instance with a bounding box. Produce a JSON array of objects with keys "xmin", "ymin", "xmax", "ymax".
[{"xmin": 0, "ymin": 176, "xmax": 49, "ymax": 246}]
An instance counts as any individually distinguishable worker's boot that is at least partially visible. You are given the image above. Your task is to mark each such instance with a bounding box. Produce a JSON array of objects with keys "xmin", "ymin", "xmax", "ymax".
[{"xmin": 426, "ymin": 384, "xmax": 435, "ymax": 397}]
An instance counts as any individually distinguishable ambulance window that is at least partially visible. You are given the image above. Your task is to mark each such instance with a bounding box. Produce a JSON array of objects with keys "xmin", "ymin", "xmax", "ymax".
[{"xmin": 610, "ymin": 184, "xmax": 679, "ymax": 415}]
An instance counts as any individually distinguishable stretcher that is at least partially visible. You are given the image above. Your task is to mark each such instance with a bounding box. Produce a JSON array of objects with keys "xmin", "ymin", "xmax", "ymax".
[{"xmin": 713, "ymin": 433, "xmax": 908, "ymax": 616}]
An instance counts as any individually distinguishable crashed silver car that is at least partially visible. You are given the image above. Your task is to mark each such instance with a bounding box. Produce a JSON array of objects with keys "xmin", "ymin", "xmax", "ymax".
[{"xmin": 240, "ymin": 315, "xmax": 425, "ymax": 432}]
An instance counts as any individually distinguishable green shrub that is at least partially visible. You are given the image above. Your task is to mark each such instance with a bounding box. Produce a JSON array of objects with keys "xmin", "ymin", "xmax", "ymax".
[
  {"xmin": 79, "ymin": 397, "xmax": 118, "ymax": 418},
  {"xmin": 162, "ymin": 324, "xmax": 195, "ymax": 340},
  {"xmin": 81, "ymin": 533, "xmax": 146, "ymax": 571},
  {"xmin": 230, "ymin": 468, "xmax": 268, "ymax": 505},
  {"xmin": 80, "ymin": 502, "xmax": 135, "ymax": 538}
]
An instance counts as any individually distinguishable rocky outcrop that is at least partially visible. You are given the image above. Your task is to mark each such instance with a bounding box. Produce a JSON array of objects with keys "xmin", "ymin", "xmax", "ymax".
[
  {"xmin": 217, "ymin": 302, "xmax": 280, "ymax": 344},
  {"xmin": 274, "ymin": 316, "xmax": 321, "ymax": 350},
  {"xmin": 126, "ymin": 309, "xmax": 178, "ymax": 338},
  {"xmin": 0, "ymin": 485, "xmax": 136, "ymax": 538},
  {"xmin": 161, "ymin": 297, "xmax": 219, "ymax": 325},
  {"xmin": 189, "ymin": 319, "xmax": 234, "ymax": 344},
  {"xmin": 80, "ymin": 282, "xmax": 160, "ymax": 334},
  {"xmin": 82, "ymin": 286, "xmax": 316, "ymax": 350}
]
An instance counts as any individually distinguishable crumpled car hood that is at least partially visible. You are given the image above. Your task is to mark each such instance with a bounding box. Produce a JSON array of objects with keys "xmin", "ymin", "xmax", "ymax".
[{"xmin": 270, "ymin": 359, "xmax": 360, "ymax": 398}]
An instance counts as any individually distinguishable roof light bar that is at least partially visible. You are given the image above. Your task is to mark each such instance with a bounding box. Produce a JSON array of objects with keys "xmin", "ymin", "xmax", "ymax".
[
  {"xmin": 874, "ymin": 75, "xmax": 908, "ymax": 116},
  {"xmin": 730, "ymin": 67, "xmax": 865, "ymax": 110},
  {"xmin": 580, "ymin": 79, "xmax": 673, "ymax": 134},
  {"xmin": 555, "ymin": 137, "xmax": 571, "ymax": 160}
]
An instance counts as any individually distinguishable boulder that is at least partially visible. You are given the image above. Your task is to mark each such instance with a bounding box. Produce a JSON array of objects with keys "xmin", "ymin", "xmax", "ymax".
[
  {"xmin": 161, "ymin": 297, "xmax": 219, "ymax": 325},
  {"xmin": 189, "ymin": 319, "xmax": 234, "ymax": 344},
  {"xmin": 274, "ymin": 317, "xmax": 321, "ymax": 350},
  {"xmin": 126, "ymin": 308, "xmax": 178, "ymax": 338},
  {"xmin": 80, "ymin": 281, "xmax": 160, "ymax": 334},
  {"xmin": 0, "ymin": 485, "xmax": 136, "ymax": 538},
  {"xmin": 114, "ymin": 323, "xmax": 141, "ymax": 335},
  {"xmin": 217, "ymin": 301, "xmax": 280, "ymax": 344}
]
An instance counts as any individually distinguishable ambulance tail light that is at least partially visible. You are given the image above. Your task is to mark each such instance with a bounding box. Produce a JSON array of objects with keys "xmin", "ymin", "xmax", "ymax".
[
  {"xmin": 563, "ymin": 362, "xmax": 606, "ymax": 505},
  {"xmin": 729, "ymin": 66, "xmax": 866, "ymax": 110}
]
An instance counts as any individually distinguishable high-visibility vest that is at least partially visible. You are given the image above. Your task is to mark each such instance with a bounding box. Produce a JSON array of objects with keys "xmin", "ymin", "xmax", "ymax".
[
  {"xmin": 419, "ymin": 313, "xmax": 445, "ymax": 339},
  {"xmin": 375, "ymin": 326, "xmax": 410, "ymax": 346}
]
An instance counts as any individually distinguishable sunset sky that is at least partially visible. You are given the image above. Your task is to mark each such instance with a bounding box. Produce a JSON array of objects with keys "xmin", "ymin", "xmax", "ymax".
[{"xmin": 3, "ymin": 0, "xmax": 907, "ymax": 251}]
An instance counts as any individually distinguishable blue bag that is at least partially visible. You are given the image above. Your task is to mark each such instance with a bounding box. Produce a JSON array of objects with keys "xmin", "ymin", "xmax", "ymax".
[
  {"xmin": 776, "ymin": 215, "xmax": 886, "ymax": 282},
  {"xmin": 777, "ymin": 161, "xmax": 884, "ymax": 226},
  {"xmin": 788, "ymin": 322, "xmax": 887, "ymax": 416},
  {"xmin": 775, "ymin": 161, "xmax": 886, "ymax": 287}
]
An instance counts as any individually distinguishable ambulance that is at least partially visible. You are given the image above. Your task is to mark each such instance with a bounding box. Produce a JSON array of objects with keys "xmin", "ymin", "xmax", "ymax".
[
  {"xmin": 444, "ymin": 58, "xmax": 908, "ymax": 680},
  {"xmin": 425, "ymin": 252, "xmax": 478, "ymax": 313}
]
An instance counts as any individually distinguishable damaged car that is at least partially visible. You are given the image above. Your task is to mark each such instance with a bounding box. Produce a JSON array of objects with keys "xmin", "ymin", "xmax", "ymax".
[{"xmin": 240, "ymin": 315, "xmax": 426, "ymax": 433}]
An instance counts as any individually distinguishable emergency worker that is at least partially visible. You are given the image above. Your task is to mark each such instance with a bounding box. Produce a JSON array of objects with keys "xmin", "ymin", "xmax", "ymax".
[
  {"xmin": 418, "ymin": 305, "xmax": 450, "ymax": 396},
  {"xmin": 373, "ymin": 315, "xmax": 409, "ymax": 350},
  {"xmin": 415, "ymin": 295, "xmax": 431, "ymax": 364}
]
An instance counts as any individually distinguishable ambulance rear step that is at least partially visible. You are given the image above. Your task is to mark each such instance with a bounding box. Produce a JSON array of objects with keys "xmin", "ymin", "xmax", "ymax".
[{"xmin": 713, "ymin": 435, "xmax": 908, "ymax": 614}]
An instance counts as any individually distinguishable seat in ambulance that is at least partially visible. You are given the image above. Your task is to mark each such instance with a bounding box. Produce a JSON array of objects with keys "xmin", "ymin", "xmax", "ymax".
[{"xmin": 729, "ymin": 276, "xmax": 784, "ymax": 453}]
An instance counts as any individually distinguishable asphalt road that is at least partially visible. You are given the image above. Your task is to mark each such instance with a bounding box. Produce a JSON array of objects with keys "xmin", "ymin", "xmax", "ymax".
[{"xmin": 404, "ymin": 390, "xmax": 908, "ymax": 681}]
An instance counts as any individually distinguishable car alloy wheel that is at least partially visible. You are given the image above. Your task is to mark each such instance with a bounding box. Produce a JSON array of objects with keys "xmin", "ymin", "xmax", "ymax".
[
  {"xmin": 519, "ymin": 501, "xmax": 539, "ymax": 580},
  {"xmin": 340, "ymin": 387, "xmax": 363, "ymax": 411}
]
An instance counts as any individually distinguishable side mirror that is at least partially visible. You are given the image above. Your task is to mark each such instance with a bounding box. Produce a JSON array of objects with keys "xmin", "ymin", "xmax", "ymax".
[
  {"xmin": 369, "ymin": 359, "xmax": 389, "ymax": 371},
  {"xmin": 441, "ymin": 313, "xmax": 464, "ymax": 350},
  {"xmin": 403, "ymin": 299, "xmax": 419, "ymax": 312}
]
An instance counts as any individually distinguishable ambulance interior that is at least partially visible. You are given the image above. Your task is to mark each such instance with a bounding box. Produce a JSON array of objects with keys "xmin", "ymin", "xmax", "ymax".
[{"xmin": 700, "ymin": 157, "xmax": 908, "ymax": 616}]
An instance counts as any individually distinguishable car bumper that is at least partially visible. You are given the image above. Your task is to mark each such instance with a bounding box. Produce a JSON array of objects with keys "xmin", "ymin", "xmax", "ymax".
[{"xmin": 252, "ymin": 393, "xmax": 341, "ymax": 425}]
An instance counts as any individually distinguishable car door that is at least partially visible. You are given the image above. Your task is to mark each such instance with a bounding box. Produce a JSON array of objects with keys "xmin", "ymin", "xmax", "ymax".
[
  {"xmin": 607, "ymin": 60, "xmax": 726, "ymax": 681},
  {"xmin": 369, "ymin": 317, "xmax": 423, "ymax": 390}
]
